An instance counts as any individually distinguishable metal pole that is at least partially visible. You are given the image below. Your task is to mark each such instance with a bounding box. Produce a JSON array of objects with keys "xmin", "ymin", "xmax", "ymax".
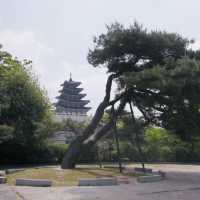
[
  {"xmin": 112, "ymin": 105, "xmax": 123, "ymax": 173},
  {"xmin": 97, "ymin": 145, "xmax": 102, "ymax": 168},
  {"xmin": 129, "ymin": 101, "xmax": 146, "ymax": 173}
]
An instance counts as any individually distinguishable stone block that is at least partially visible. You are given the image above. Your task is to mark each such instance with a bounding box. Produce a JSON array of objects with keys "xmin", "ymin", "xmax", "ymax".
[
  {"xmin": 137, "ymin": 175, "xmax": 163, "ymax": 183},
  {"xmin": 0, "ymin": 177, "xmax": 7, "ymax": 184},
  {"xmin": 16, "ymin": 179, "xmax": 52, "ymax": 187},
  {"xmin": 6, "ymin": 168, "xmax": 25, "ymax": 174},
  {"xmin": 0, "ymin": 170, "xmax": 6, "ymax": 176},
  {"xmin": 117, "ymin": 176, "xmax": 130, "ymax": 184},
  {"xmin": 78, "ymin": 178, "xmax": 117, "ymax": 186}
]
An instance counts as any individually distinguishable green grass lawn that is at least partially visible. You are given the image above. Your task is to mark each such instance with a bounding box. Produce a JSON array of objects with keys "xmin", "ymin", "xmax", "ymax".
[{"xmin": 6, "ymin": 166, "xmax": 122, "ymax": 186}]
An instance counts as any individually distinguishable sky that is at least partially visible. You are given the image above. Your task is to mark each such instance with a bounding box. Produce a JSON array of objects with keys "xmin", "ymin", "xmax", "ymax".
[{"xmin": 0, "ymin": 0, "xmax": 200, "ymax": 114}]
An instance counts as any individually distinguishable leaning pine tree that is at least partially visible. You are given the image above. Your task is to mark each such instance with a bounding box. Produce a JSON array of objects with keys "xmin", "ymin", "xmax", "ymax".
[{"xmin": 61, "ymin": 22, "xmax": 200, "ymax": 169}]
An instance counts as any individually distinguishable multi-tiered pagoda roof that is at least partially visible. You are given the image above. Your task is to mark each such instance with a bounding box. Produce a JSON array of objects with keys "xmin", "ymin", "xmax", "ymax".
[{"xmin": 55, "ymin": 76, "xmax": 91, "ymax": 115}]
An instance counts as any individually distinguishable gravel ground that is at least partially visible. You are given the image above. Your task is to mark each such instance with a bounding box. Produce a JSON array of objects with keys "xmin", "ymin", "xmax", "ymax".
[{"xmin": 2, "ymin": 164, "xmax": 200, "ymax": 200}]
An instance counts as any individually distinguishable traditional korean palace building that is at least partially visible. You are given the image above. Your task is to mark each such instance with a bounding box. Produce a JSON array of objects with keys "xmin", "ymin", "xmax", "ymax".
[
  {"xmin": 54, "ymin": 75, "xmax": 91, "ymax": 122},
  {"xmin": 51, "ymin": 75, "xmax": 91, "ymax": 144}
]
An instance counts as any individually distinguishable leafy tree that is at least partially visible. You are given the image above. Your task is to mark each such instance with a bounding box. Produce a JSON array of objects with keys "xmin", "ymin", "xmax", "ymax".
[
  {"xmin": 0, "ymin": 45, "xmax": 51, "ymax": 163},
  {"xmin": 124, "ymin": 58, "xmax": 200, "ymax": 140},
  {"xmin": 62, "ymin": 22, "xmax": 200, "ymax": 168},
  {"xmin": 0, "ymin": 125, "xmax": 14, "ymax": 143}
]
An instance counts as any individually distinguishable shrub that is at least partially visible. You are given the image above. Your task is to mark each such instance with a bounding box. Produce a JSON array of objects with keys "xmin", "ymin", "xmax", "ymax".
[
  {"xmin": 0, "ymin": 141, "xmax": 68, "ymax": 164},
  {"xmin": 79, "ymin": 145, "xmax": 98, "ymax": 163},
  {"xmin": 47, "ymin": 143, "xmax": 69, "ymax": 163}
]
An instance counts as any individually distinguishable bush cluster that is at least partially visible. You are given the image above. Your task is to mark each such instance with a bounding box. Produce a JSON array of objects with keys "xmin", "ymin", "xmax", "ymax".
[
  {"xmin": 0, "ymin": 142, "xmax": 68, "ymax": 164},
  {"xmin": 96, "ymin": 127, "xmax": 200, "ymax": 163}
]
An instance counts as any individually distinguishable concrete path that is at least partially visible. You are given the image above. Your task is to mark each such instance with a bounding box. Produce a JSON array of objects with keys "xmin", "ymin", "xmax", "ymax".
[
  {"xmin": 0, "ymin": 185, "xmax": 17, "ymax": 200},
  {"xmin": 13, "ymin": 182, "xmax": 200, "ymax": 200},
  {"xmin": 2, "ymin": 164, "xmax": 200, "ymax": 200}
]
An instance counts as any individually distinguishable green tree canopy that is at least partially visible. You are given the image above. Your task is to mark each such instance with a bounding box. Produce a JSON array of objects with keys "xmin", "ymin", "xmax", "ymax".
[
  {"xmin": 62, "ymin": 22, "xmax": 200, "ymax": 168},
  {"xmin": 88, "ymin": 22, "xmax": 188, "ymax": 74},
  {"xmin": 88, "ymin": 22, "xmax": 200, "ymax": 141},
  {"xmin": 0, "ymin": 45, "xmax": 50, "ymax": 149}
]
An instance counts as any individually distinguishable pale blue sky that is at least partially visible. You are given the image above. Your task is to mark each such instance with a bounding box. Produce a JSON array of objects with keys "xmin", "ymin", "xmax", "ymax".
[{"xmin": 0, "ymin": 0, "xmax": 200, "ymax": 113}]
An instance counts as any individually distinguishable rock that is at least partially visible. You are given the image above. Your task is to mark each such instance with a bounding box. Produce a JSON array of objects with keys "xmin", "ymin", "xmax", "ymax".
[
  {"xmin": 137, "ymin": 174, "xmax": 163, "ymax": 183},
  {"xmin": 16, "ymin": 179, "xmax": 52, "ymax": 187},
  {"xmin": 0, "ymin": 177, "xmax": 7, "ymax": 184},
  {"xmin": 78, "ymin": 177, "xmax": 118, "ymax": 186}
]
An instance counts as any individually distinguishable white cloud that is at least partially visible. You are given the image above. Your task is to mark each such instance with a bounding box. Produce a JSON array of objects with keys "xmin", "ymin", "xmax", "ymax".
[
  {"xmin": 0, "ymin": 30, "xmax": 53, "ymax": 74},
  {"xmin": 189, "ymin": 41, "xmax": 200, "ymax": 51},
  {"xmin": 0, "ymin": 29, "xmax": 57, "ymax": 98},
  {"xmin": 0, "ymin": 29, "xmax": 109, "ymax": 114}
]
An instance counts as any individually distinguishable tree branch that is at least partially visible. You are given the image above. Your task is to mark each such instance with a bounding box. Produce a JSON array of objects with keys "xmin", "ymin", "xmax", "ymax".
[{"xmin": 84, "ymin": 97, "xmax": 127, "ymax": 146}]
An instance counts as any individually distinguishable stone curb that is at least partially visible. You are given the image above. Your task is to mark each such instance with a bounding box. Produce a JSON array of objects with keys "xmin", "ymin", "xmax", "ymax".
[
  {"xmin": 0, "ymin": 176, "xmax": 7, "ymax": 184},
  {"xmin": 16, "ymin": 179, "xmax": 52, "ymax": 187},
  {"xmin": 6, "ymin": 168, "xmax": 25, "ymax": 174},
  {"xmin": 78, "ymin": 178, "xmax": 118, "ymax": 186},
  {"xmin": 137, "ymin": 174, "xmax": 163, "ymax": 183}
]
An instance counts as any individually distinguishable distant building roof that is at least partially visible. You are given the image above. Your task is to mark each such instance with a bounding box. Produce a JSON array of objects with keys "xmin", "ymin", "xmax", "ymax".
[{"xmin": 55, "ymin": 75, "xmax": 91, "ymax": 114}]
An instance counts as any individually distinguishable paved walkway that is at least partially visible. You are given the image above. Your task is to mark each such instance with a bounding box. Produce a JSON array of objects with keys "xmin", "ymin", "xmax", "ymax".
[
  {"xmin": 2, "ymin": 164, "xmax": 200, "ymax": 200},
  {"xmin": 0, "ymin": 185, "xmax": 17, "ymax": 200}
]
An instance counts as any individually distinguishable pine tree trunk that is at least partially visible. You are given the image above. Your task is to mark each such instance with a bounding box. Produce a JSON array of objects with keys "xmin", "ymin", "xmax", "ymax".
[
  {"xmin": 61, "ymin": 74, "xmax": 119, "ymax": 169},
  {"xmin": 84, "ymin": 99, "xmax": 126, "ymax": 147},
  {"xmin": 61, "ymin": 137, "xmax": 83, "ymax": 169}
]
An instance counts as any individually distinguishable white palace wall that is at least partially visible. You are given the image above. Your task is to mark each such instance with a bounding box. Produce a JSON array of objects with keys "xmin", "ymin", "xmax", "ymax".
[{"xmin": 54, "ymin": 112, "xmax": 89, "ymax": 123}]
